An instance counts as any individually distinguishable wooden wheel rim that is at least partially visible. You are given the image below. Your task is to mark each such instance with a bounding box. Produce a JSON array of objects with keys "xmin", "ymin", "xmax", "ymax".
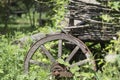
[{"xmin": 24, "ymin": 33, "xmax": 96, "ymax": 74}]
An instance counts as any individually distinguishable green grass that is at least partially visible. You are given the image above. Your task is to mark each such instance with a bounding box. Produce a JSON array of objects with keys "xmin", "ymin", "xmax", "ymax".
[{"xmin": 0, "ymin": 31, "xmax": 119, "ymax": 80}]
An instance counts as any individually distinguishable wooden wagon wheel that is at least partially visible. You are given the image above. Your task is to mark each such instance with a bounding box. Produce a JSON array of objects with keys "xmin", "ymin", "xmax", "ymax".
[{"xmin": 24, "ymin": 33, "xmax": 96, "ymax": 78}]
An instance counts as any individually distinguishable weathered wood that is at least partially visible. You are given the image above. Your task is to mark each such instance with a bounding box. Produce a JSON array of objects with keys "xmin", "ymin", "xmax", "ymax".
[
  {"xmin": 58, "ymin": 40, "xmax": 62, "ymax": 58},
  {"xmin": 29, "ymin": 59, "xmax": 49, "ymax": 67},
  {"xmin": 68, "ymin": 4, "xmax": 116, "ymax": 13},
  {"xmin": 64, "ymin": 24, "xmax": 118, "ymax": 41},
  {"xmin": 65, "ymin": 0, "xmax": 119, "ymax": 42},
  {"xmin": 65, "ymin": 46, "xmax": 79, "ymax": 62},
  {"xmin": 40, "ymin": 45, "xmax": 55, "ymax": 62},
  {"xmin": 24, "ymin": 33, "xmax": 96, "ymax": 73},
  {"xmin": 77, "ymin": 34, "xmax": 117, "ymax": 42},
  {"xmin": 70, "ymin": 0, "xmax": 100, "ymax": 5},
  {"xmin": 70, "ymin": 59, "xmax": 89, "ymax": 67},
  {"xmin": 67, "ymin": 0, "xmax": 120, "ymax": 31}
]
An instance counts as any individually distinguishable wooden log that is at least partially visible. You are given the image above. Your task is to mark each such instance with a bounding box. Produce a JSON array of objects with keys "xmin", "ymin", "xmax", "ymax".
[
  {"xmin": 70, "ymin": 0, "xmax": 100, "ymax": 5},
  {"xmin": 67, "ymin": 16, "xmax": 117, "ymax": 25},
  {"xmin": 77, "ymin": 34, "xmax": 117, "ymax": 42}
]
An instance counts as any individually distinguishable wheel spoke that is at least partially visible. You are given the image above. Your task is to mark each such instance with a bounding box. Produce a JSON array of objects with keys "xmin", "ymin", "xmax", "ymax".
[
  {"xmin": 40, "ymin": 45, "xmax": 55, "ymax": 62},
  {"xmin": 30, "ymin": 60, "xmax": 49, "ymax": 67},
  {"xmin": 69, "ymin": 59, "xmax": 90, "ymax": 68},
  {"xmin": 58, "ymin": 40, "xmax": 62, "ymax": 58},
  {"xmin": 24, "ymin": 33, "xmax": 95, "ymax": 74},
  {"xmin": 65, "ymin": 46, "xmax": 79, "ymax": 62}
]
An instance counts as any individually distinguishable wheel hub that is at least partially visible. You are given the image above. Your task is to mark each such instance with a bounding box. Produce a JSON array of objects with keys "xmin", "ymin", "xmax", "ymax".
[{"xmin": 50, "ymin": 62, "xmax": 73, "ymax": 78}]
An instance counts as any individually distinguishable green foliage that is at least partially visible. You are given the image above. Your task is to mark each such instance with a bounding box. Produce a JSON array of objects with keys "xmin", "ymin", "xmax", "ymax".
[
  {"xmin": 0, "ymin": 35, "xmax": 23, "ymax": 79},
  {"xmin": 101, "ymin": 14, "xmax": 112, "ymax": 22},
  {"xmin": 0, "ymin": 33, "xmax": 44, "ymax": 80},
  {"xmin": 36, "ymin": 0, "xmax": 69, "ymax": 27},
  {"xmin": 100, "ymin": 0, "xmax": 120, "ymax": 23},
  {"xmin": 0, "ymin": 0, "xmax": 120, "ymax": 80},
  {"xmin": 96, "ymin": 55, "xmax": 120, "ymax": 80},
  {"xmin": 106, "ymin": 32, "xmax": 120, "ymax": 54},
  {"xmin": 96, "ymin": 32, "xmax": 120, "ymax": 80},
  {"xmin": 108, "ymin": 1, "xmax": 120, "ymax": 11},
  {"xmin": 49, "ymin": 0, "xmax": 69, "ymax": 27}
]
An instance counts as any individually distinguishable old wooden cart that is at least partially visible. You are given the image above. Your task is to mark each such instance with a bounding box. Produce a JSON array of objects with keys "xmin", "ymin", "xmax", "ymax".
[{"xmin": 24, "ymin": 0, "xmax": 120, "ymax": 79}]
